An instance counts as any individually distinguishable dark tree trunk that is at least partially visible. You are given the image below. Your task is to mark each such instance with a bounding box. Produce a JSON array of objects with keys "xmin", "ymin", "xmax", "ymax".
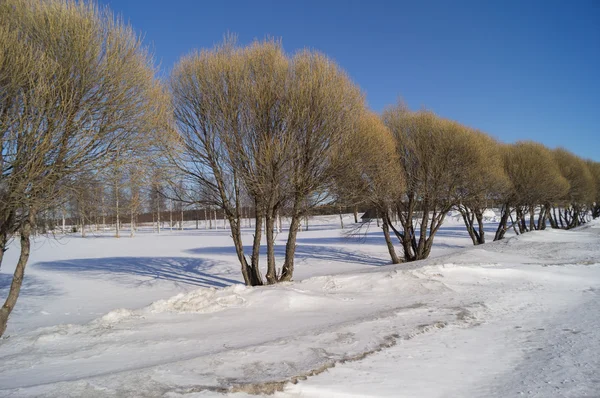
[
  {"xmin": 280, "ymin": 214, "xmax": 301, "ymax": 282},
  {"xmin": 265, "ymin": 211, "xmax": 277, "ymax": 285},
  {"xmin": 592, "ymin": 204, "xmax": 600, "ymax": 219},
  {"xmin": 0, "ymin": 215, "xmax": 32, "ymax": 337},
  {"xmin": 529, "ymin": 205, "xmax": 535, "ymax": 231},
  {"xmin": 382, "ymin": 211, "xmax": 400, "ymax": 264},
  {"xmin": 353, "ymin": 206, "xmax": 358, "ymax": 223},
  {"xmin": 494, "ymin": 204, "xmax": 511, "ymax": 241},
  {"xmin": 250, "ymin": 209, "xmax": 264, "ymax": 285},
  {"xmin": 548, "ymin": 206, "xmax": 558, "ymax": 229},
  {"xmin": 475, "ymin": 210, "xmax": 485, "ymax": 244},
  {"xmin": 458, "ymin": 205, "xmax": 480, "ymax": 245},
  {"xmin": 0, "ymin": 229, "xmax": 8, "ymax": 271}
]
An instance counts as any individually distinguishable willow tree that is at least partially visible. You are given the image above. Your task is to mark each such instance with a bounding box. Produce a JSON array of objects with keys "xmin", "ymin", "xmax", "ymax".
[
  {"xmin": 169, "ymin": 38, "xmax": 364, "ymax": 285},
  {"xmin": 278, "ymin": 50, "xmax": 364, "ymax": 281},
  {"xmin": 455, "ymin": 130, "xmax": 508, "ymax": 245},
  {"xmin": 383, "ymin": 104, "xmax": 484, "ymax": 261},
  {"xmin": 587, "ymin": 160, "xmax": 600, "ymax": 219},
  {"xmin": 0, "ymin": 0, "xmax": 164, "ymax": 336},
  {"xmin": 225, "ymin": 40, "xmax": 294, "ymax": 284},
  {"xmin": 494, "ymin": 142, "xmax": 569, "ymax": 240},
  {"xmin": 334, "ymin": 112, "xmax": 404, "ymax": 263},
  {"xmin": 549, "ymin": 149, "xmax": 595, "ymax": 229},
  {"xmin": 169, "ymin": 39, "xmax": 262, "ymax": 285}
]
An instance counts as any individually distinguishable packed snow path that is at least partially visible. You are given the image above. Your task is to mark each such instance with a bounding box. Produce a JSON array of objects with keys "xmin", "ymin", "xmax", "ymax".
[{"xmin": 0, "ymin": 216, "xmax": 599, "ymax": 397}]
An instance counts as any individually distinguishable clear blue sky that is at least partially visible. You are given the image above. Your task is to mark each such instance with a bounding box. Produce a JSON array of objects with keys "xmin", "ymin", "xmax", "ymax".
[{"xmin": 100, "ymin": 0, "xmax": 599, "ymax": 161}]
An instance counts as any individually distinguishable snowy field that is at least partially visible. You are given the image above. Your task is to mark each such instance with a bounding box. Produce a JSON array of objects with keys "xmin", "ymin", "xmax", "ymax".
[{"xmin": 0, "ymin": 213, "xmax": 599, "ymax": 397}]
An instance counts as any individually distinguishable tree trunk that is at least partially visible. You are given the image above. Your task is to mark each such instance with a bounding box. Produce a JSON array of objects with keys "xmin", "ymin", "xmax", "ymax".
[
  {"xmin": 169, "ymin": 201, "xmax": 173, "ymax": 231},
  {"xmin": 459, "ymin": 206, "xmax": 479, "ymax": 246},
  {"xmin": 280, "ymin": 214, "xmax": 301, "ymax": 282},
  {"xmin": 353, "ymin": 206, "xmax": 358, "ymax": 223},
  {"xmin": 157, "ymin": 202, "xmax": 161, "ymax": 234},
  {"xmin": 0, "ymin": 214, "xmax": 32, "ymax": 337},
  {"xmin": 529, "ymin": 205, "xmax": 535, "ymax": 231},
  {"xmin": 339, "ymin": 206, "xmax": 344, "ymax": 229},
  {"xmin": 382, "ymin": 212, "xmax": 400, "ymax": 264},
  {"xmin": 475, "ymin": 210, "xmax": 485, "ymax": 244},
  {"xmin": 549, "ymin": 206, "xmax": 558, "ymax": 229},
  {"xmin": 229, "ymin": 220, "xmax": 256, "ymax": 286},
  {"xmin": 265, "ymin": 211, "xmax": 277, "ymax": 284},
  {"xmin": 0, "ymin": 230, "xmax": 7, "ymax": 271},
  {"xmin": 251, "ymin": 210, "xmax": 264, "ymax": 285},
  {"xmin": 115, "ymin": 189, "xmax": 120, "ymax": 238},
  {"xmin": 130, "ymin": 210, "xmax": 135, "ymax": 238},
  {"xmin": 494, "ymin": 204, "xmax": 511, "ymax": 241}
]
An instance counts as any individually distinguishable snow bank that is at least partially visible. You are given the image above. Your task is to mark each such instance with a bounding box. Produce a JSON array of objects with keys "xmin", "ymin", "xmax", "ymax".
[{"xmin": 0, "ymin": 217, "xmax": 599, "ymax": 397}]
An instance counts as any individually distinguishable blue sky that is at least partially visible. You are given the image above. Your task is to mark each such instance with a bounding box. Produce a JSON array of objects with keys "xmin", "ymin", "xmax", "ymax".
[{"xmin": 100, "ymin": 0, "xmax": 599, "ymax": 161}]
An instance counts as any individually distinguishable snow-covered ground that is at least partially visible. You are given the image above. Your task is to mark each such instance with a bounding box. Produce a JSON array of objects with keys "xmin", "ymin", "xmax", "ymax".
[{"xmin": 0, "ymin": 213, "xmax": 599, "ymax": 397}]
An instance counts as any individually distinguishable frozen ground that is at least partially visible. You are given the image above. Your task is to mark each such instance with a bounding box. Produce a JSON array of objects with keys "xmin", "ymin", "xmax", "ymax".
[{"xmin": 0, "ymin": 213, "xmax": 599, "ymax": 397}]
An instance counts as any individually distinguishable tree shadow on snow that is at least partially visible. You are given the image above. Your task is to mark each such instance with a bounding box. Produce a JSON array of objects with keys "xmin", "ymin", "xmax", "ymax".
[
  {"xmin": 0, "ymin": 272, "xmax": 62, "ymax": 297},
  {"xmin": 33, "ymin": 257, "xmax": 241, "ymax": 288},
  {"xmin": 187, "ymin": 244, "xmax": 389, "ymax": 267}
]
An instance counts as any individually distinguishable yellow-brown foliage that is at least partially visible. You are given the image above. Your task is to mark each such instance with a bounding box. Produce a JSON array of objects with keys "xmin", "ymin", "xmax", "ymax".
[
  {"xmin": 502, "ymin": 142, "xmax": 569, "ymax": 206},
  {"xmin": 553, "ymin": 148, "xmax": 595, "ymax": 206}
]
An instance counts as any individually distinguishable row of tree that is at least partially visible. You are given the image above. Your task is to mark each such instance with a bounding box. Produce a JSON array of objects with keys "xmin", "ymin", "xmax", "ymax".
[
  {"xmin": 1, "ymin": 0, "xmax": 598, "ymax": 336},
  {"xmin": 339, "ymin": 105, "xmax": 600, "ymax": 265}
]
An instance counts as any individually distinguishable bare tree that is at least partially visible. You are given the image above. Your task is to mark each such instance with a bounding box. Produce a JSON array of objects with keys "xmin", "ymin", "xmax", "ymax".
[
  {"xmin": 334, "ymin": 111, "xmax": 404, "ymax": 263},
  {"xmin": 168, "ymin": 38, "xmax": 364, "ymax": 285},
  {"xmin": 587, "ymin": 160, "xmax": 600, "ymax": 219},
  {"xmin": 455, "ymin": 130, "xmax": 508, "ymax": 245},
  {"xmin": 0, "ymin": 0, "xmax": 165, "ymax": 336},
  {"xmin": 493, "ymin": 142, "xmax": 569, "ymax": 240},
  {"xmin": 548, "ymin": 149, "xmax": 595, "ymax": 229},
  {"xmin": 169, "ymin": 37, "xmax": 263, "ymax": 285},
  {"xmin": 383, "ymin": 105, "xmax": 485, "ymax": 261}
]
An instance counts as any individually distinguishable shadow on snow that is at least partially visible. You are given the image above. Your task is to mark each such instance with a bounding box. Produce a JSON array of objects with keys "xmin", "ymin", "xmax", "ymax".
[
  {"xmin": 0, "ymin": 272, "xmax": 61, "ymax": 297},
  {"xmin": 32, "ymin": 257, "xmax": 241, "ymax": 288},
  {"xmin": 186, "ymin": 244, "xmax": 389, "ymax": 267}
]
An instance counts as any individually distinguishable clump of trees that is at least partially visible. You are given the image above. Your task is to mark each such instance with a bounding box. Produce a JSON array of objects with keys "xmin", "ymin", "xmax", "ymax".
[
  {"xmin": 334, "ymin": 111, "xmax": 404, "ymax": 263},
  {"xmin": 2, "ymin": 0, "xmax": 598, "ymax": 336},
  {"xmin": 167, "ymin": 37, "xmax": 363, "ymax": 285},
  {"xmin": 336, "ymin": 102, "xmax": 598, "ymax": 265},
  {"xmin": 588, "ymin": 161, "xmax": 600, "ymax": 219},
  {"xmin": 0, "ymin": 0, "xmax": 165, "ymax": 336},
  {"xmin": 493, "ymin": 142, "xmax": 569, "ymax": 239},
  {"xmin": 548, "ymin": 149, "xmax": 596, "ymax": 229}
]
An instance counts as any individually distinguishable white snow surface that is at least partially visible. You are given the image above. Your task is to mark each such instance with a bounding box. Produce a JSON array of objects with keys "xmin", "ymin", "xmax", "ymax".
[{"xmin": 0, "ymin": 214, "xmax": 599, "ymax": 397}]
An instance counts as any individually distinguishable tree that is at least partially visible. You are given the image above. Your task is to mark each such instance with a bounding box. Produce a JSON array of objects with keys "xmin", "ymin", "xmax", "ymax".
[
  {"xmin": 548, "ymin": 149, "xmax": 595, "ymax": 229},
  {"xmin": 587, "ymin": 160, "xmax": 600, "ymax": 219},
  {"xmin": 0, "ymin": 0, "xmax": 164, "ymax": 336},
  {"xmin": 168, "ymin": 37, "xmax": 364, "ymax": 285},
  {"xmin": 274, "ymin": 49, "xmax": 364, "ymax": 281},
  {"xmin": 334, "ymin": 111, "xmax": 404, "ymax": 263},
  {"xmin": 494, "ymin": 142, "xmax": 569, "ymax": 240},
  {"xmin": 455, "ymin": 130, "xmax": 508, "ymax": 245},
  {"xmin": 383, "ymin": 104, "xmax": 485, "ymax": 261}
]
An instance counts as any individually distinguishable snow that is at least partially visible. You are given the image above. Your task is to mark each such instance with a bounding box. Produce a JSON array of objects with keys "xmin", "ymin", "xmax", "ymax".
[{"xmin": 1, "ymin": 215, "xmax": 599, "ymax": 397}]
